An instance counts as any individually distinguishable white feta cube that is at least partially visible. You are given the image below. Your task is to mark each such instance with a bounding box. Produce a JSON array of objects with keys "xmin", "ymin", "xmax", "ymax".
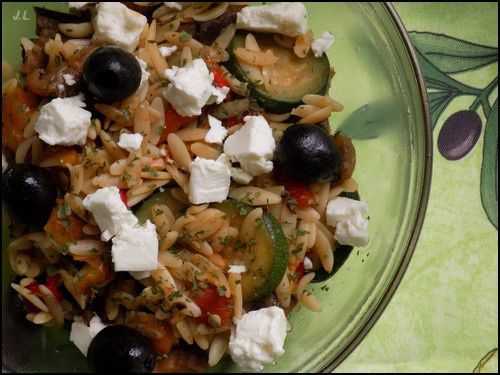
[
  {"xmin": 205, "ymin": 115, "xmax": 228, "ymax": 145},
  {"xmin": 236, "ymin": 2, "xmax": 308, "ymax": 37},
  {"xmin": 228, "ymin": 264, "xmax": 247, "ymax": 274},
  {"xmin": 69, "ymin": 2, "xmax": 94, "ymax": 10},
  {"xmin": 326, "ymin": 197, "xmax": 369, "ymax": 247},
  {"xmin": 210, "ymin": 85, "xmax": 230, "ymax": 104},
  {"xmin": 159, "ymin": 45, "xmax": 178, "ymax": 57},
  {"xmin": 189, "ymin": 155, "xmax": 231, "ymax": 204},
  {"xmin": 69, "ymin": 315, "xmax": 107, "ymax": 357},
  {"xmin": 111, "ymin": 220, "xmax": 159, "ymax": 272},
  {"xmin": 229, "ymin": 306, "xmax": 288, "ymax": 371},
  {"xmin": 82, "ymin": 186, "xmax": 138, "ymax": 241},
  {"xmin": 163, "ymin": 59, "xmax": 215, "ymax": 116},
  {"xmin": 34, "ymin": 94, "xmax": 91, "ymax": 146},
  {"xmin": 223, "ymin": 115, "xmax": 276, "ymax": 176},
  {"xmin": 93, "ymin": 2, "xmax": 147, "ymax": 52},
  {"xmin": 118, "ymin": 132, "xmax": 143, "ymax": 152},
  {"xmin": 62, "ymin": 73, "xmax": 76, "ymax": 86},
  {"xmin": 230, "ymin": 167, "xmax": 253, "ymax": 185},
  {"xmin": 311, "ymin": 31, "xmax": 335, "ymax": 57},
  {"xmin": 303, "ymin": 256, "xmax": 313, "ymax": 271}
]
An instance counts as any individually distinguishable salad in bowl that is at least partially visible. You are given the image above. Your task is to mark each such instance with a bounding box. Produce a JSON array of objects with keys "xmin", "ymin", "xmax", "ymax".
[{"xmin": 2, "ymin": 2, "xmax": 369, "ymax": 372}]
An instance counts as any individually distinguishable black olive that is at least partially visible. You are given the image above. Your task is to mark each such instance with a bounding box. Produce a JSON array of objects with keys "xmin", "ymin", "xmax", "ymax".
[
  {"xmin": 87, "ymin": 325, "xmax": 156, "ymax": 373},
  {"xmin": 2, "ymin": 164, "xmax": 57, "ymax": 227},
  {"xmin": 275, "ymin": 124, "xmax": 341, "ymax": 184},
  {"xmin": 82, "ymin": 46, "xmax": 141, "ymax": 103}
]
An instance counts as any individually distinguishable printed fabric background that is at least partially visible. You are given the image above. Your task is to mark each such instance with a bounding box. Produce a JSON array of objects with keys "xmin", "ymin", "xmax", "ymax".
[{"xmin": 336, "ymin": 2, "xmax": 498, "ymax": 373}]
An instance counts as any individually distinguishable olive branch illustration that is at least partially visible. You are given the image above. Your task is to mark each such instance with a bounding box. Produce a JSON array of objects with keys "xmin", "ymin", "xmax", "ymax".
[
  {"xmin": 338, "ymin": 32, "xmax": 498, "ymax": 230},
  {"xmin": 411, "ymin": 32, "xmax": 497, "ymax": 230}
]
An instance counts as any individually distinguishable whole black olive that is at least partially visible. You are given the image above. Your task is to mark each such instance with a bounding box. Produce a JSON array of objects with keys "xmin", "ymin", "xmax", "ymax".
[
  {"xmin": 2, "ymin": 164, "xmax": 57, "ymax": 227},
  {"xmin": 275, "ymin": 124, "xmax": 341, "ymax": 184},
  {"xmin": 82, "ymin": 46, "xmax": 141, "ymax": 103},
  {"xmin": 87, "ymin": 325, "xmax": 156, "ymax": 373}
]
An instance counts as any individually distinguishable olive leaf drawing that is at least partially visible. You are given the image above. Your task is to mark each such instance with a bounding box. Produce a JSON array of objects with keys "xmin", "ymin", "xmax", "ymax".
[
  {"xmin": 337, "ymin": 100, "xmax": 398, "ymax": 139},
  {"xmin": 480, "ymin": 98, "xmax": 498, "ymax": 229},
  {"xmin": 409, "ymin": 31, "xmax": 498, "ymax": 74}
]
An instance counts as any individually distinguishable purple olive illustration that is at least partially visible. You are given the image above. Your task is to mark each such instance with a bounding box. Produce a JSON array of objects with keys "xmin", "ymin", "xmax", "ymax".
[{"xmin": 438, "ymin": 110, "xmax": 482, "ymax": 160}]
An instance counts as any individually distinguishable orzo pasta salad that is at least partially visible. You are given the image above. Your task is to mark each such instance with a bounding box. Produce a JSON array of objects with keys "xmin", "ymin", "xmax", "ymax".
[{"xmin": 2, "ymin": 2, "xmax": 370, "ymax": 372}]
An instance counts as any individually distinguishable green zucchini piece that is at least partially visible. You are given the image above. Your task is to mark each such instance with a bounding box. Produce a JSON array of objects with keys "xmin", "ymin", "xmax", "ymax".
[
  {"xmin": 312, "ymin": 191, "xmax": 360, "ymax": 283},
  {"xmin": 225, "ymin": 32, "xmax": 331, "ymax": 113},
  {"xmin": 213, "ymin": 200, "xmax": 289, "ymax": 302},
  {"xmin": 240, "ymin": 213, "xmax": 289, "ymax": 301},
  {"xmin": 133, "ymin": 190, "xmax": 188, "ymax": 224}
]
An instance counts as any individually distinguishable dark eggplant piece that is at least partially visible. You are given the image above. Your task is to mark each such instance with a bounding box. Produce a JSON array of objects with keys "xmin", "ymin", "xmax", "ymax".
[
  {"xmin": 195, "ymin": 11, "xmax": 237, "ymax": 45},
  {"xmin": 35, "ymin": 7, "xmax": 90, "ymax": 39},
  {"xmin": 312, "ymin": 191, "xmax": 360, "ymax": 283}
]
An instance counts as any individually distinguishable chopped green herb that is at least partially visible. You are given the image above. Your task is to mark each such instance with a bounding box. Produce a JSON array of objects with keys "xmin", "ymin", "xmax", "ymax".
[
  {"xmin": 220, "ymin": 235, "xmax": 233, "ymax": 246},
  {"xmin": 234, "ymin": 200, "xmax": 251, "ymax": 216},
  {"xmin": 144, "ymin": 165, "xmax": 159, "ymax": 177},
  {"xmin": 217, "ymin": 285, "xmax": 227, "ymax": 297},
  {"xmin": 168, "ymin": 290, "xmax": 182, "ymax": 301},
  {"xmin": 296, "ymin": 228, "xmax": 309, "ymax": 237},
  {"xmin": 179, "ymin": 31, "xmax": 192, "ymax": 43},
  {"xmin": 320, "ymin": 285, "xmax": 330, "ymax": 292}
]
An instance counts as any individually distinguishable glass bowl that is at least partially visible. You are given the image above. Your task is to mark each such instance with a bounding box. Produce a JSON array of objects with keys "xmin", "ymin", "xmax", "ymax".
[{"xmin": 1, "ymin": 2, "xmax": 432, "ymax": 373}]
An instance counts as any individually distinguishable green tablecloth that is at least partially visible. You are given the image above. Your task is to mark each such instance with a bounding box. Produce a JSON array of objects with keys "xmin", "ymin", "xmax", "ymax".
[{"xmin": 337, "ymin": 3, "xmax": 498, "ymax": 373}]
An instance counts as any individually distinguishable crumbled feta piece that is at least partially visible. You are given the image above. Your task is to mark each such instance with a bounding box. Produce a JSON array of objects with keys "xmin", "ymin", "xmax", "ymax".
[
  {"xmin": 228, "ymin": 265, "xmax": 247, "ymax": 274},
  {"xmin": 83, "ymin": 186, "xmax": 138, "ymax": 241},
  {"xmin": 112, "ymin": 220, "xmax": 159, "ymax": 272},
  {"xmin": 163, "ymin": 59, "xmax": 214, "ymax": 116},
  {"xmin": 69, "ymin": 315, "xmax": 107, "ymax": 357},
  {"xmin": 311, "ymin": 31, "xmax": 335, "ymax": 57},
  {"xmin": 303, "ymin": 256, "xmax": 313, "ymax": 271},
  {"xmin": 136, "ymin": 57, "xmax": 150, "ymax": 90},
  {"xmin": 34, "ymin": 94, "xmax": 91, "ymax": 146},
  {"xmin": 130, "ymin": 271, "xmax": 152, "ymax": 280},
  {"xmin": 223, "ymin": 115, "xmax": 276, "ymax": 176},
  {"xmin": 69, "ymin": 2, "xmax": 94, "ymax": 10},
  {"xmin": 236, "ymin": 2, "xmax": 308, "ymax": 37},
  {"xmin": 230, "ymin": 167, "xmax": 253, "ymax": 185},
  {"xmin": 210, "ymin": 85, "xmax": 230, "ymax": 104},
  {"xmin": 189, "ymin": 155, "xmax": 231, "ymax": 204},
  {"xmin": 62, "ymin": 74, "xmax": 76, "ymax": 86},
  {"xmin": 2, "ymin": 153, "xmax": 8, "ymax": 173},
  {"xmin": 159, "ymin": 45, "xmax": 178, "ymax": 57},
  {"xmin": 92, "ymin": 2, "xmax": 147, "ymax": 52},
  {"xmin": 229, "ymin": 306, "xmax": 288, "ymax": 371},
  {"xmin": 205, "ymin": 115, "xmax": 228, "ymax": 145},
  {"xmin": 326, "ymin": 197, "xmax": 369, "ymax": 247},
  {"xmin": 118, "ymin": 132, "xmax": 143, "ymax": 152}
]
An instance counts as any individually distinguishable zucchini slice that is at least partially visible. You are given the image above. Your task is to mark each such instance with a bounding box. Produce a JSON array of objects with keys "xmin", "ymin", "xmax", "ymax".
[
  {"xmin": 133, "ymin": 190, "xmax": 188, "ymax": 224},
  {"xmin": 225, "ymin": 32, "xmax": 331, "ymax": 113},
  {"xmin": 312, "ymin": 191, "xmax": 360, "ymax": 283},
  {"xmin": 214, "ymin": 200, "xmax": 289, "ymax": 301}
]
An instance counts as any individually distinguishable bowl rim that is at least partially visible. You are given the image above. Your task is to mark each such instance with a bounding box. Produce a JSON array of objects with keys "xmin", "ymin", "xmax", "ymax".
[{"xmin": 320, "ymin": 2, "xmax": 433, "ymax": 372}]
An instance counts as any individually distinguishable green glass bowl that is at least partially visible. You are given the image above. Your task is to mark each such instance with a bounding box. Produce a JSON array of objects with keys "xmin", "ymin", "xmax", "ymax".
[{"xmin": 1, "ymin": 2, "xmax": 432, "ymax": 373}]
